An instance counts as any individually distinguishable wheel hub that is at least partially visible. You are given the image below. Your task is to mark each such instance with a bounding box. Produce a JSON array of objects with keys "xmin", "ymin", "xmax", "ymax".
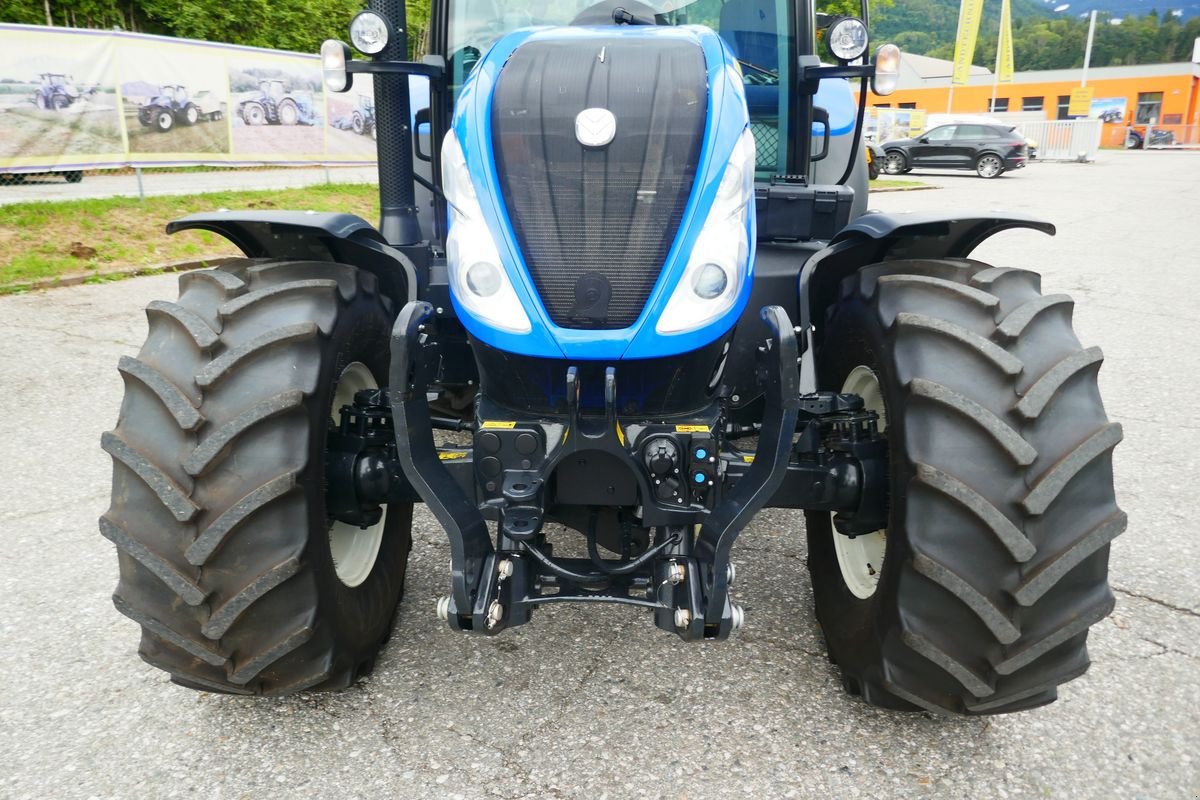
[
  {"xmin": 327, "ymin": 362, "xmax": 386, "ymax": 588},
  {"xmin": 832, "ymin": 366, "xmax": 889, "ymax": 600}
]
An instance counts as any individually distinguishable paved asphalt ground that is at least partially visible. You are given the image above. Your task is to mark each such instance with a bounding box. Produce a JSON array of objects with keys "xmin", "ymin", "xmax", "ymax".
[{"xmin": 1, "ymin": 151, "xmax": 1197, "ymax": 799}]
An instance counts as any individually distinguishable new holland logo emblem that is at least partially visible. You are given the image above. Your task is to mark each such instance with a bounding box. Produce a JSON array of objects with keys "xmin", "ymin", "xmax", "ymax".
[{"xmin": 575, "ymin": 107, "xmax": 617, "ymax": 148}]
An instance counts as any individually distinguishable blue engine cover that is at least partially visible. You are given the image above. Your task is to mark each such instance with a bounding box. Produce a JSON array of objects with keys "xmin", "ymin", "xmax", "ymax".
[{"xmin": 449, "ymin": 26, "xmax": 754, "ymax": 361}]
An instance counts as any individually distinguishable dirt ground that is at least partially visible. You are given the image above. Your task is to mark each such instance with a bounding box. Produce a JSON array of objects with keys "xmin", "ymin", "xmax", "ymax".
[
  {"xmin": 326, "ymin": 126, "xmax": 377, "ymax": 159},
  {"xmin": 0, "ymin": 93, "xmax": 123, "ymax": 159},
  {"xmin": 125, "ymin": 109, "xmax": 229, "ymax": 155},
  {"xmin": 231, "ymin": 122, "xmax": 325, "ymax": 156}
]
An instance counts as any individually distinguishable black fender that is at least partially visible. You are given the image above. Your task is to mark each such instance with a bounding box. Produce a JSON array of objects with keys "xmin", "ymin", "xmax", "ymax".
[
  {"xmin": 166, "ymin": 211, "xmax": 419, "ymax": 305},
  {"xmin": 796, "ymin": 211, "xmax": 1056, "ymax": 392}
]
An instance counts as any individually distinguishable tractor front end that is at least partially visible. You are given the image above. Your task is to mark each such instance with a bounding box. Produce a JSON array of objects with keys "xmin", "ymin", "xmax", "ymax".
[{"xmin": 101, "ymin": 0, "xmax": 1124, "ymax": 715}]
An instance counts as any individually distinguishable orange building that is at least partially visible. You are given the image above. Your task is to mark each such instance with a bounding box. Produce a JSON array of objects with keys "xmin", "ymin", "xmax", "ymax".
[{"xmin": 863, "ymin": 53, "xmax": 1200, "ymax": 147}]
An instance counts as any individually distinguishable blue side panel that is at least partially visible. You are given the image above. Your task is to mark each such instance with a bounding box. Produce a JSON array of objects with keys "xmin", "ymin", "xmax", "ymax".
[
  {"xmin": 815, "ymin": 78, "xmax": 857, "ymax": 138},
  {"xmin": 448, "ymin": 26, "xmax": 754, "ymax": 362}
]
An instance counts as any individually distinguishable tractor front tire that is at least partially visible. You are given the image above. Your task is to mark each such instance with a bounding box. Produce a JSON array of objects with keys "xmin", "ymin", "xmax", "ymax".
[
  {"xmin": 278, "ymin": 99, "xmax": 299, "ymax": 126},
  {"xmin": 102, "ymin": 260, "xmax": 413, "ymax": 695},
  {"xmin": 154, "ymin": 109, "xmax": 174, "ymax": 132},
  {"xmin": 183, "ymin": 104, "xmax": 200, "ymax": 126},
  {"xmin": 807, "ymin": 258, "xmax": 1123, "ymax": 715}
]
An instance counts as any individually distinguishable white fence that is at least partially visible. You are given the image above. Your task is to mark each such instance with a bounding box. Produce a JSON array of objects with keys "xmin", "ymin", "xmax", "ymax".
[{"xmin": 1019, "ymin": 119, "xmax": 1104, "ymax": 162}]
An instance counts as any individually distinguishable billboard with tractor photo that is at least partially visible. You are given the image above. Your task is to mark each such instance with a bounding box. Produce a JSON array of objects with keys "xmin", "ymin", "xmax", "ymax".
[
  {"xmin": 0, "ymin": 29, "xmax": 125, "ymax": 170},
  {"xmin": 0, "ymin": 23, "xmax": 379, "ymax": 173}
]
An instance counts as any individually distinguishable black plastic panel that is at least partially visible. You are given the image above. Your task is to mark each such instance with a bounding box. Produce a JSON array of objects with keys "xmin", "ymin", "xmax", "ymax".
[
  {"xmin": 473, "ymin": 336, "xmax": 731, "ymax": 417},
  {"xmin": 491, "ymin": 37, "xmax": 707, "ymax": 330}
]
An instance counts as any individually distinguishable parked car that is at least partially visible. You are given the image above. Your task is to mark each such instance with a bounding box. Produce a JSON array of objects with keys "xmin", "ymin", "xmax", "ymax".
[
  {"xmin": 881, "ymin": 123, "xmax": 1028, "ymax": 178},
  {"xmin": 1, "ymin": 170, "xmax": 82, "ymax": 184}
]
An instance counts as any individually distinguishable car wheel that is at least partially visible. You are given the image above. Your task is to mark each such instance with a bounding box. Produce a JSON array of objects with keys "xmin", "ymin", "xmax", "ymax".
[
  {"xmin": 976, "ymin": 154, "xmax": 1004, "ymax": 179},
  {"xmin": 883, "ymin": 151, "xmax": 907, "ymax": 176}
]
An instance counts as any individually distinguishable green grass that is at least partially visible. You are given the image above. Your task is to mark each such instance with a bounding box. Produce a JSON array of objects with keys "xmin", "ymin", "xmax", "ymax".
[
  {"xmin": 0, "ymin": 183, "xmax": 379, "ymax": 291},
  {"xmin": 870, "ymin": 179, "xmax": 932, "ymax": 190}
]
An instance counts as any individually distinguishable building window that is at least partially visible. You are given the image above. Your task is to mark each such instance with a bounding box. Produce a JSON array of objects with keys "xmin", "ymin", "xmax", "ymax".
[
  {"xmin": 989, "ymin": 98, "xmax": 1009, "ymax": 112},
  {"xmin": 899, "ymin": 102, "xmax": 916, "ymax": 109},
  {"xmin": 873, "ymin": 103, "xmax": 891, "ymax": 108},
  {"xmin": 1057, "ymin": 95, "xmax": 1072, "ymax": 120},
  {"xmin": 1135, "ymin": 92, "xmax": 1164, "ymax": 124},
  {"xmin": 1022, "ymin": 96, "xmax": 1044, "ymax": 112}
]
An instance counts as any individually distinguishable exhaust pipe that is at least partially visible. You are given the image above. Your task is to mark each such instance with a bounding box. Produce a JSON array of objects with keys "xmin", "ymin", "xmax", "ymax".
[{"xmin": 369, "ymin": 0, "xmax": 422, "ymax": 246}]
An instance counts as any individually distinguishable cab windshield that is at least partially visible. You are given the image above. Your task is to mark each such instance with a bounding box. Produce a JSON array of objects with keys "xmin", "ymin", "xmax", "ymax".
[{"xmin": 446, "ymin": 0, "xmax": 796, "ymax": 176}]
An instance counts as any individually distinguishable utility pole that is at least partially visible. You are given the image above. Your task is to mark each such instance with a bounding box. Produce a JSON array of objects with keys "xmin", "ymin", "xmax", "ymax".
[{"xmin": 1082, "ymin": 10, "xmax": 1097, "ymax": 87}]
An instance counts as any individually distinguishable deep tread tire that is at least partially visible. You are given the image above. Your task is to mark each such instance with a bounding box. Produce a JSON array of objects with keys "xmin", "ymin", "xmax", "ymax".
[
  {"xmin": 806, "ymin": 258, "xmax": 1123, "ymax": 715},
  {"xmin": 102, "ymin": 259, "xmax": 413, "ymax": 696}
]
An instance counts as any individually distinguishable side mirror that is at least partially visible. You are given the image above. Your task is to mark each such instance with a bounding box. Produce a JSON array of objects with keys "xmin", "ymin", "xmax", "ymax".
[{"xmin": 918, "ymin": 137, "xmax": 929, "ymax": 144}]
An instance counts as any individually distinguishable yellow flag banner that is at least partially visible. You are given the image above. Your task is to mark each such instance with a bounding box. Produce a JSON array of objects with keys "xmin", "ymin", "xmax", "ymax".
[
  {"xmin": 997, "ymin": 0, "xmax": 1015, "ymax": 83},
  {"xmin": 951, "ymin": 0, "xmax": 985, "ymax": 86}
]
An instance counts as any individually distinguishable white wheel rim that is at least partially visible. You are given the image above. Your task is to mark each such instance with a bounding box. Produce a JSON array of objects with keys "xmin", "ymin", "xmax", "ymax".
[
  {"xmin": 328, "ymin": 361, "xmax": 386, "ymax": 588},
  {"xmin": 832, "ymin": 366, "xmax": 888, "ymax": 600},
  {"xmin": 979, "ymin": 156, "xmax": 1001, "ymax": 177}
]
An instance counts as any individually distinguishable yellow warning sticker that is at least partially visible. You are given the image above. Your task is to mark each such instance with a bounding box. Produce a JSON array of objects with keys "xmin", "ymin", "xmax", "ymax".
[
  {"xmin": 481, "ymin": 421, "xmax": 517, "ymax": 430},
  {"xmin": 742, "ymin": 455, "xmax": 755, "ymax": 463},
  {"xmin": 438, "ymin": 451, "xmax": 469, "ymax": 460},
  {"xmin": 675, "ymin": 424, "xmax": 710, "ymax": 433}
]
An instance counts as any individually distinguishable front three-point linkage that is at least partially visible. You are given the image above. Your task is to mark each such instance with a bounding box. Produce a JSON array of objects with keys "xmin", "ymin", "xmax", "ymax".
[{"xmin": 374, "ymin": 302, "xmax": 886, "ymax": 640}]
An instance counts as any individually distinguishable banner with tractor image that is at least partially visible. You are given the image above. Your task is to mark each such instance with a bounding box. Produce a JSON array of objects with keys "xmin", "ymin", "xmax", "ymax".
[{"xmin": 0, "ymin": 23, "xmax": 383, "ymax": 172}]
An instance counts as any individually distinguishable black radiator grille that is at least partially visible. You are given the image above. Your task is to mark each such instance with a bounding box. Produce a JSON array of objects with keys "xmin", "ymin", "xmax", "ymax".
[{"xmin": 491, "ymin": 36, "xmax": 708, "ymax": 330}]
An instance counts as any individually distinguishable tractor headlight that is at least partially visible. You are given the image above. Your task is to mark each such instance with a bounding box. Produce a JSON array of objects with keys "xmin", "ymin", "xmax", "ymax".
[
  {"xmin": 656, "ymin": 127, "xmax": 755, "ymax": 336},
  {"xmin": 827, "ymin": 17, "xmax": 869, "ymax": 63},
  {"xmin": 872, "ymin": 44, "xmax": 901, "ymax": 96},
  {"xmin": 320, "ymin": 40, "xmax": 352, "ymax": 93},
  {"xmin": 442, "ymin": 131, "xmax": 532, "ymax": 334},
  {"xmin": 349, "ymin": 10, "xmax": 391, "ymax": 55}
]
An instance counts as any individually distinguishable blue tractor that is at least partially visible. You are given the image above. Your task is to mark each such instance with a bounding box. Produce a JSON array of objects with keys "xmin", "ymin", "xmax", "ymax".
[
  {"xmin": 238, "ymin": 78, "xmax": 317, "ymax": 126},
  {"xmin": 32, "ymin": 72, "xmax": 81, "ymax": 110},
  {"xmin": 102, "ymin": 0, "xmax": 1123, "ymax": 715},
  {"xmin": 137, "ymin": 85, "xmax": 202, "ymax": 132}
]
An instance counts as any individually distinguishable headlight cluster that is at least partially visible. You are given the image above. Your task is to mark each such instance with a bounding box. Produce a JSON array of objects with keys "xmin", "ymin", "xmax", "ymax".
[
  {"xmin": 656, "ymin": 127, "xmax": 756, "ymax": 336},
  {"xmin": 442, "ymin": 131, "xmax": 532, "ymax": 334},
  {"xmin": 827, "ymin": 17, "xmax": 869, "ymax": 63},
  {"xmin": 349, "ymin": 11, "xmax": 391, "ymax": 55}
]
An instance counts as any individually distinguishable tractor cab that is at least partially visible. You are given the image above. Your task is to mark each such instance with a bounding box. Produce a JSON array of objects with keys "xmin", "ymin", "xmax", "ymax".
[
  {"xmin": 160, "ymin": 84, "xmax": 188, "ymax": 103},
  {"xmin": 259, "ymin": 79, "xmax": 287, "ymax": 99}
]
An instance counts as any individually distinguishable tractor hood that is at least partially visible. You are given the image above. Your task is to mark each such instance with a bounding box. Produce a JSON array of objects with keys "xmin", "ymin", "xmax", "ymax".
[{"xmin": 445, "ymin": 25, "xmax": 754, "ymax": 361}]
